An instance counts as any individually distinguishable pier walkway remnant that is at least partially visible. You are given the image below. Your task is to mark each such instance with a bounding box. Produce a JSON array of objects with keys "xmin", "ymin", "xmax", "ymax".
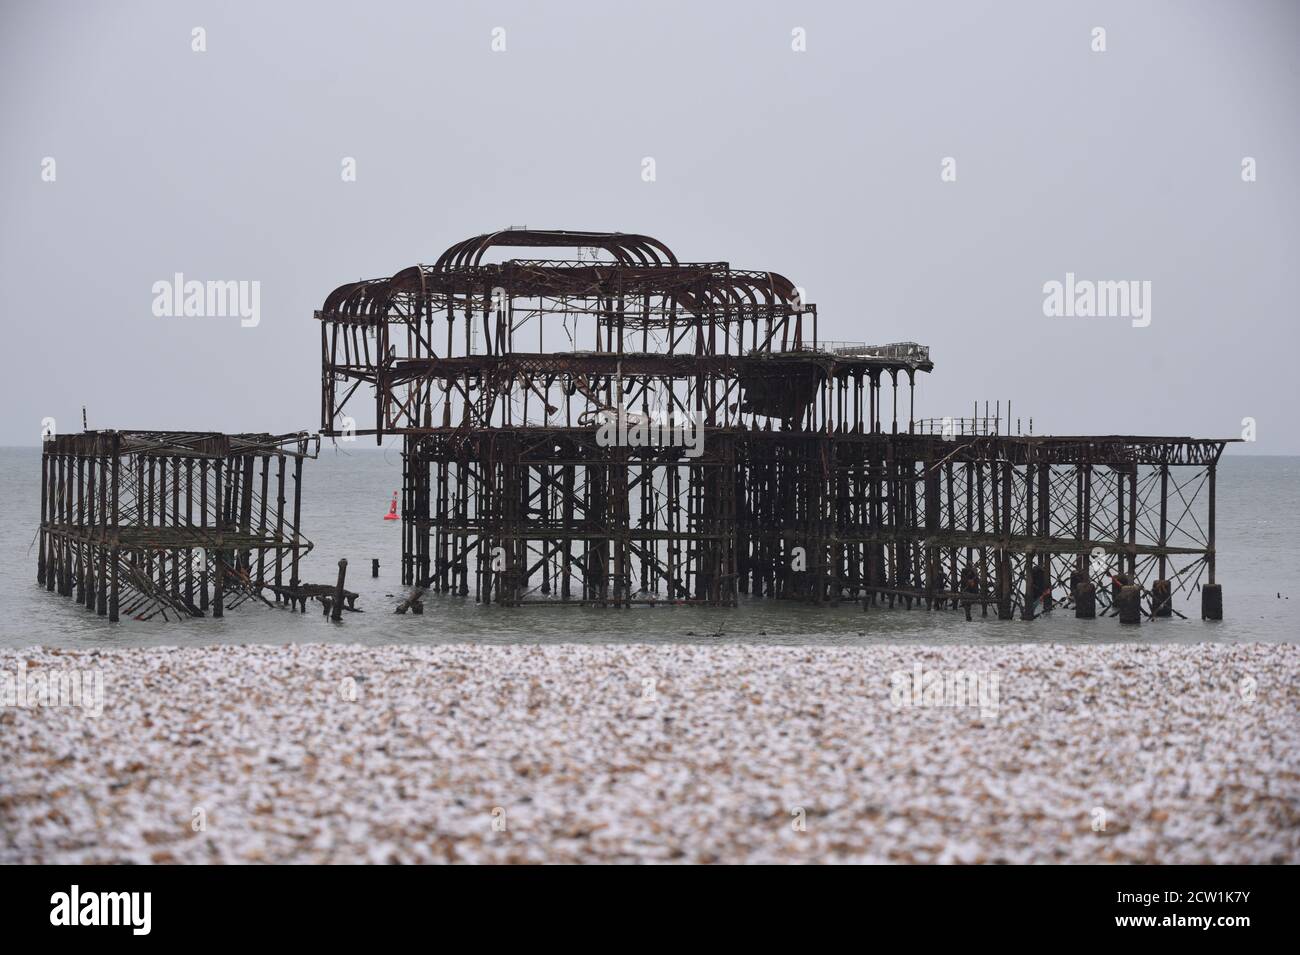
[{"xmin": 38, "ymin": 430, "xmax": 318, "ymax": 622}]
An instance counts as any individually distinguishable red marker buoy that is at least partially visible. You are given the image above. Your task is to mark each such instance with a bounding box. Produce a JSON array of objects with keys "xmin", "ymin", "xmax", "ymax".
[{"xmin": 383, "ymin": 492, "xmax": 399, "ymax": 521}]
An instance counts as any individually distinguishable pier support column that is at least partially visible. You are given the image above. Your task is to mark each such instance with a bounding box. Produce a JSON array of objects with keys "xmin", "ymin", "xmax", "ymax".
[
  {"xmin": 96, "ymin": 548, "xmax": 108, "ymax": 616},
  {"xmin": 1152, "ymin": 579, "xmax": 1172, "ymax": 618},
  {"xmin": 996, "ymin": 553, "xmax": 1013, "ymax": 620},
  {"xmin": 1201, "ymin": 584, "xmax": 1223, "ymax": 621},
  {"xmin": 1075, "ymin": 581, "xmax": 1096, "ymax": 619},
  {"xmin": 1117, "ymin": 584, "xmax": 1141, "ymax": 625},
  {"xmin": 108, "ymin": 548, "xmax": 119, "ymax": 622},
  {"xmin": 213, "ymin": 556, "xmax": 225, "ymax": 619},
  {"xmin": 1021, "ymin": 563, "xmax": 1036, "ymax": 620}
]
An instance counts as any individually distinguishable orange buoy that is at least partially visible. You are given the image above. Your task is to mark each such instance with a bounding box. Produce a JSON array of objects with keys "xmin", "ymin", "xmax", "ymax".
[{"xmin": 383, "ymin": 492, "xmax": 399, "ymax": 521}]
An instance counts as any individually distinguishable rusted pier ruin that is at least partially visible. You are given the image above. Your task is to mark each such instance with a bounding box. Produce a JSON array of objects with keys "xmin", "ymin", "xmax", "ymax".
[
  {"xmin": 313, "ymin": 228, "xmax": 1227, "ymax": 620},
  {"xmin": 38, "ymin": 430, "xmax": 318, "ymax": 621}
]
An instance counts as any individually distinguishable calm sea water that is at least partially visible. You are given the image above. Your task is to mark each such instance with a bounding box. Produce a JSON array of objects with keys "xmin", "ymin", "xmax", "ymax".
[{"xmin": 1, "ymin": 446, "xmax": 1294, "ymax": 650}]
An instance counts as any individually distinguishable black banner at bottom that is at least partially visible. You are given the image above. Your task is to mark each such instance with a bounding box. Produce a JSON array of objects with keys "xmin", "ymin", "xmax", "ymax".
[{"xmin": 8, "ymin": 864, "xmax": 1288, "ymax": 941}]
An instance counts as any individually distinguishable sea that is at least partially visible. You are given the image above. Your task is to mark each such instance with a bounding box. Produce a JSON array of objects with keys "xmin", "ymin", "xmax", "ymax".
[{"xmin": 1, "ymin": 447, "xmax": 1294, "ymax": 650}]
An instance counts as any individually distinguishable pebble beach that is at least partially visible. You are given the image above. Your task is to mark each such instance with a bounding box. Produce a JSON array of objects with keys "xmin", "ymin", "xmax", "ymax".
[{"xmin": 2, "ymin": 641, "xmax": 1297, "ymax": 864}]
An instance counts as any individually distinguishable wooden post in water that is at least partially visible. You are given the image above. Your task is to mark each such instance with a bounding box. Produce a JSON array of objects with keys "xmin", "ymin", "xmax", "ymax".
[{"xmin": 331, "ymin": 558, "xmax": 348, "ymax": 621}]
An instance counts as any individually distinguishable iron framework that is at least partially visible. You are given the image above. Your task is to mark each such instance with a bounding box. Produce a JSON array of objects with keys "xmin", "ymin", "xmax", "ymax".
[
  {"xmin": 317, "ymin": 229, "xmax": 1229, "ymax": 617},
  {"xmin": 38, "ymin": 430, "xmax": 318, "ymax": 621}
]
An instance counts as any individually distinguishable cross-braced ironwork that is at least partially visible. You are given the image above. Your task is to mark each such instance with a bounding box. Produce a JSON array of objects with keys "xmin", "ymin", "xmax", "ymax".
[{"xmin": 38, "ymin": 430, "xmax": 318, "ymax": 621}]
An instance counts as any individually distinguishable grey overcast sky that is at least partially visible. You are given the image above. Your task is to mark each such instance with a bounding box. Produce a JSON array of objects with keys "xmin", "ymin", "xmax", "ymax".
[{"xmin": 1, "ymin": 0, "xmax": 1297, "ymax": 450}]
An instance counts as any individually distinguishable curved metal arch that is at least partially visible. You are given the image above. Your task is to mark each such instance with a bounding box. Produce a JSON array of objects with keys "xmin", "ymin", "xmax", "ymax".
[
  {"xmin": 432, "ymin": 230, "xmax": 678, "ymax": 270},
  {"xmin": 323, "ymin": 278, "xmax": 393, "ymax": 319},
  {"xmin": 320, "ymin": 233, "xmax": 805, "ymax": 317},
  {"xmin": 679, "ymin": 270, "xmax": 802, "ymax": 317}
]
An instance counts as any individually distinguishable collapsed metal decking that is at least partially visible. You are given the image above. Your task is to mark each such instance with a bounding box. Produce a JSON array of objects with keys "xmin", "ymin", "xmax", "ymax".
[
  {"xmin": 38, "ymin": 430, "xmax": 318, "ymax": 621},
  {"xmin": 316, "ymin": 229, "xmax": 1229, "ymax": 619}
]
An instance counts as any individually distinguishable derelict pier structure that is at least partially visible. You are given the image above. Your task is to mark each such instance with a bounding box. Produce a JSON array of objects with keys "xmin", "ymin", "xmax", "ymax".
[{"xmin": 318, "ymin": 230, "xmax": 1228, "ymax": 620}]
